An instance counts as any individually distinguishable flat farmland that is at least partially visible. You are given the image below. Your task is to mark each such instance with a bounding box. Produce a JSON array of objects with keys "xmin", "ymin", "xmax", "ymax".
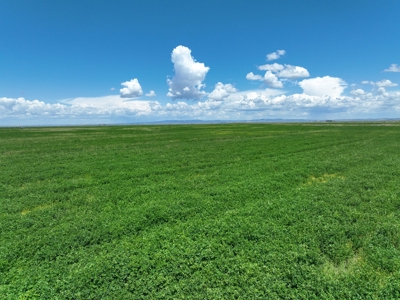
[{"xmin": 1, "ymin": 123, "xmax": 400, "ymax": 299}]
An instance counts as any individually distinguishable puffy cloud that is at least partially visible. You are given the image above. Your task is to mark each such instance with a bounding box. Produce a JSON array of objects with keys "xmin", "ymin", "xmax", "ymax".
[
  {"xmin": 221, "ymin": 91, "xmax": 400, "ymax": 117},
  {"xmin": 250, "ymin": 53, "xmax": 309, "ymax": 89},
  {"xmin": 377, "ymin": 87, "xmax": 389, "ymax": 96},
  {"xmin": 256, "ymin": 64, "xmax": 309, "ymax": 80},
  {"xmin": 208, "ymin": 82, "xmax": 238, "ymax": 101},
  {"xmin": 384, "ymin": 64, "xmax": 400, "ymax": 72},
  {"xmin": 258, "ymin": 63, "xmax": 284, "ymax": 72},
  {"xmin": 299, "ymin": 76, "xmax": 347, "ymax": 97},
  {"xmin": 246, "ymin": 72, "xmax": 264, "ymax": 81},
  {"xmin": 167, "ymin": 45, "xmax": 210, "ymax": 100},
  {"xmin": 246, "ymin": 71, "xmax": 283, "ymax": 88},
  {"xmin": 277, "ymin": 65, "xmax": 310, "ymax": 79},
  {"xmin": 146, "ymin": 90, "xmax": 156, "ymax": 97},
  {"xmin": 266, "ymin": 50, "xmax": 286, "ymax": 61},
  {"xmin": 4, "ymin": 44, "xmax": 400, "ymax": 124},
  {"xmin": 263, "ymin": 71, "xmax": 283, "ymax": 88},
  {"xmin": 0, "ymin": 97, "xmax": 74, "ymax": 118},
  {"xmin": 375, "ymin": 79, "xmax": 398, "ymax": 87},
  {"xmin": 2, "ymin": 86, "xmax": 400, "ymax": 124},
  {"xmin": 350, "ymin": 89, "xmax": 366, "ymax": 96},
  {"xmin": 120, "ymin": 79, "xmax": 143, "ymax": 98}
]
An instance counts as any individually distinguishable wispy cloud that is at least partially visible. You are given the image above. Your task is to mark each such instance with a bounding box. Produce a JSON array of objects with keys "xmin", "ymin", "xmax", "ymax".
[
  {"xmin": 258, "ymin": 63, "xmax": 284, "ymax": 72},
  {"xmin": 384, "ymin": 64, "xmax": 400, "ymax": 72},
  {"xmin": 266, "ymin": 50, "xmax": 286, "ymax": 61},
  {"xmin": 146, "ymin": 90, "xmax": 156, "ymax": 97},
  {"xmin": 361, "ymin": 79, "xmax": 398, "ymax": 87}
]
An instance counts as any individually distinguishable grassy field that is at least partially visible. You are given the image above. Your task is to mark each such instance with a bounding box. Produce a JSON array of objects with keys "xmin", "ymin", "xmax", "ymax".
[{"xmin": 1, "ymin": 123, "xmax": 400, "ymax": 299}]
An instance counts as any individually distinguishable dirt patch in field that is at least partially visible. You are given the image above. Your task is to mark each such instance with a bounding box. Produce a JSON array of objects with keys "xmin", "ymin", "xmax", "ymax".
[
  {"xmin": 322, "ymin": 251, "xmax": 364, "ymax": 278},
  {"xmin": 21, "ymin": 203, "xmax": 55, "ymax": 215},
  {"xmin": 305, "ymin": 173, "xmax": 345, "ymax": 185}
]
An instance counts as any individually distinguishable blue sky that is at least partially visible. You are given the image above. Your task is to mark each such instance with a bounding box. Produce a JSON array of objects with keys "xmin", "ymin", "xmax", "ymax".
[{"xmin": 1, "ymin": 0, "xmax": 400, "ymax": 125}]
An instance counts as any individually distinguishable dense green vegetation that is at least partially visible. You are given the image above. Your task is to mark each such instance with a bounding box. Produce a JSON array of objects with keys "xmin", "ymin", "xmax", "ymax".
[{"xmin": 1, "ymin": 123, "xmax": 400, "ymax": 299}]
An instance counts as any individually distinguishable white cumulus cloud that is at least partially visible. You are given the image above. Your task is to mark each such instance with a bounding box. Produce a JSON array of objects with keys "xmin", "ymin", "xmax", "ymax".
[
  {"xmin": 258, "ymin": 63, "xmax": 284, "ymax": 72},
  {"xmin": 299, "ymin": 76, "xmax": 347, "ymax": 97},
  {"xmin": 246, "ymin": 72, "xmax": 264, "ymax": 81},
  {"xmin": 208, "ymin": 82, "xmax": 238, "ymax": 101},
  {"xmin": 256, "ymin": 64, "xmax": 309, "ymax": 80},
  {"xmin": 120, "ymin": 78, "xmax": 143, "ymax": 98},
  {"xmin": 266, "ymin": 50, "xmax": 286, "ymax": 61},
  {"xmin": 375, "ymin": 79, "xmax": 398, "ymax": 87},
  {"xmin": 167, "ymin": 45, "xmax": 210, "ymax": 100},
  {"xmin": 246, "ymin": 71, "xmax": 283, "ymax": 88},
  {"xmin": 0, "ymin": 96, "xmax": 159, "ymax": 118},
  {"xmin": 277, "ymin": 65, "xmax": 310, "ymax": 79},
  {"xmin": 146, "ymin": 90, "xmax": 156, "ymax": 97},
  {"xmin": 2, "ymin": 86, "xmax": 400, "ymax": 124},
  {"xmin": 350, "ymin": 89, "xmax": 366, "ymax": 96},
  {"xmin": 384, "ymin": 64, "xmax": 400, "ymax": 72},
  {"xmin": 263, "ymin": 71, "xmax": 283, "ymax": 88},
  {"xmin": 377, "ymin": 87, "xmax": 389, "ymax": 96}
]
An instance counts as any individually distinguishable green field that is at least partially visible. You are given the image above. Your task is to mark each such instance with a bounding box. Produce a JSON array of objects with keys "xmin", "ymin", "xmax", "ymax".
[{"xmin": 1, "ymin": 123, "xmax": 400, "ymax": 299}]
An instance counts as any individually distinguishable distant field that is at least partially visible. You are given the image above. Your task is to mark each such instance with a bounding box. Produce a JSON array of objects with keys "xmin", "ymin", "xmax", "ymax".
[{"xmin": 1, "ymin": 123, "xmax": 400, "ymax": 299}]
